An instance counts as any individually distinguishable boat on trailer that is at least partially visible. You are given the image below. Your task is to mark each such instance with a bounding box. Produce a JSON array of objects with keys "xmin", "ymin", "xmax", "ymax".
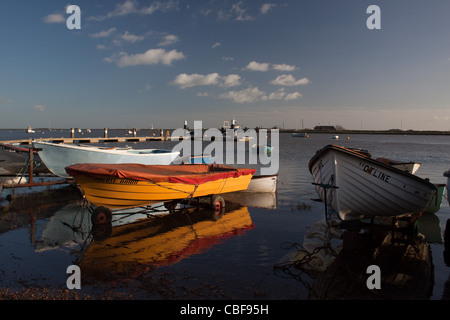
[
  {"xmin": 66, "ymin": 163, "xmax": 255, "ymax": 220},
  {"xmin": 308, "ymin": 145, "xmax": 437, "ymax": 221},
  {"xmin": 33, "ymin": 141, "xmax": 179, "ymax": 178}
]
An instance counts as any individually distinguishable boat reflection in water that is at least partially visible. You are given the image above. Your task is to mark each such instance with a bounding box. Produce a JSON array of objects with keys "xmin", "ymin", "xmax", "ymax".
[
  {"xmin": 76, "ymin": 201, "xmax": 254, "ymax": 281},
  {"xmin": 275, "ymin": 213, "xmax": 439, "ymax": 300}
]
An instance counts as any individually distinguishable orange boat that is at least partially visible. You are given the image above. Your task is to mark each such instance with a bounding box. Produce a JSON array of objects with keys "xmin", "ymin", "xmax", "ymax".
[{"xmin": 66, "ymin": 163, "xmax": 255, "ymax": 210}]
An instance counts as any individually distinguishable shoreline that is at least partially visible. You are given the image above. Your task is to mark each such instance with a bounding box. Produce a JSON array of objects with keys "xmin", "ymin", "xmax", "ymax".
[{"xmin": 1, "ymin": 128, "xmax": 450, "ymax": 135}]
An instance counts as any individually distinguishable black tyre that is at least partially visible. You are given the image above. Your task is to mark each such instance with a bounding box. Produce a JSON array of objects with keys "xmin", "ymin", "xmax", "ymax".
[{"xmin": 91, "ymin": 206, "xmax": 112, "ymax": 225}]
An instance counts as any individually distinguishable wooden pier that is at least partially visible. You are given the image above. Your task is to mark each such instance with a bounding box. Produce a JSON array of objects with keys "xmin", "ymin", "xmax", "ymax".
[
  {"xmin": 0, "ymin": 127, "xmax": 189, "ymax": 145},
  {"xmin": 0, "ymin": 135, "xmax": 190, "ymax": 146}
]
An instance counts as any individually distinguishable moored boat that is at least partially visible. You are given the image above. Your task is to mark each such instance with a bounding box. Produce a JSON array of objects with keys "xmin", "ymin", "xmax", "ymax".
[
  {"xmin": 33, "ymin": 141, "xmax": 180, "ymax": 178},
  {"xmin": 308, "ymin": 145, "xmax": 437, "ymax": 221},
  {"xmin": 245, "ymin": 174, "xmax": 278, "ymax": 193},
  {"xmin": 291, "ymin": 132, "xmax": 309, "ymax": 138},
  {"xmin": 66, "ymin": 163, "xmax": 255, "ymax": 210}
]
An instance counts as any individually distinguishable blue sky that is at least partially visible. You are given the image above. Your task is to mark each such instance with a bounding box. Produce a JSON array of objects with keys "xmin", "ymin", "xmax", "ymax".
[{"xmin": 1, "ymin": 1, "xmax": 450, "ymax": 130}]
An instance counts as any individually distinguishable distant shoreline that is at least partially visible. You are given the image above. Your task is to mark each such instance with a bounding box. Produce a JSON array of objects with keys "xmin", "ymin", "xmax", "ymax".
[
  {"xmin": 1, "ymin": 128, "xmax": 450, "ymax": 136},
  {"xmin": 284, "ymin": 129, "xmax": 450, "ymax": 135}
]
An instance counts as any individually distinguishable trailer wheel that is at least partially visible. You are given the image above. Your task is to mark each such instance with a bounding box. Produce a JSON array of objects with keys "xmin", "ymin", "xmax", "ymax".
[
  {"xmin": 91, "ymin": 206, "xmax": 112, "ymax": 225},
  {"xmin": 164, "ymin": 201, "xmax": 178, "ymax": 213},
  {"xmin": 211, "ymin": 195, "xmax": 225, "ymax": 220}
]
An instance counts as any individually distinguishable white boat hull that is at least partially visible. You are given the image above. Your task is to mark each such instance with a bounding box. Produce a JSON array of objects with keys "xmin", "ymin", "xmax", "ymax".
[
  {"xmin": 309, "ymin": 145, "xmax": 437, "ymax": 221},
  {"xmin": 244, "ymin": 174, "xmax": 278, "ymax": 193},
  {"xmin": 33, "ymin": 141, "xmax": 180, "ymax": 178}
]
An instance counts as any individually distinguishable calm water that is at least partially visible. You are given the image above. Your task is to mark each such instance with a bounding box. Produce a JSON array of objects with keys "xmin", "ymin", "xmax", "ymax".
[{"xmin": 0, "ymin": 130, "xmax": 449, "ymax": 300}]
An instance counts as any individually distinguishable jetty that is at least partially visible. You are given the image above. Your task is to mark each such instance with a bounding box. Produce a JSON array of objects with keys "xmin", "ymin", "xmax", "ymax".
[{"xmin": 0, "ymin": 128, "xmax": 188, "ymax": 146}]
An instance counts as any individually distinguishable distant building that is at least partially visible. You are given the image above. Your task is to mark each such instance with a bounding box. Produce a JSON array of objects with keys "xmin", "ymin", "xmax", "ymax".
[{"xmin": 314, "ymin": 125, "xmax": 336, "ymax": 131}]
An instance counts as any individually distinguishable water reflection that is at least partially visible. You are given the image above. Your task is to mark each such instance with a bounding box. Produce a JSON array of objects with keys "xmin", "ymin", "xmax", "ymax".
[
  {"xmin": 76, "ymin": 203, "xmax": 254, "ymax": 282},
  {"xmin": 275, "ymin": 213, "xmax": 440, "ymax": 300}
]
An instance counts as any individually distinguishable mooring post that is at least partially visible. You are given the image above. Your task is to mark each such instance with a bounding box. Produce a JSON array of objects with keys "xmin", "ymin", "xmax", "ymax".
[
  {"xmin": 71, "ymin": 128, "xmax": 75, "ymax": 138},
  {"xmin": 104, "ymin": 128, "xmax": 108, "ymax": 138}
]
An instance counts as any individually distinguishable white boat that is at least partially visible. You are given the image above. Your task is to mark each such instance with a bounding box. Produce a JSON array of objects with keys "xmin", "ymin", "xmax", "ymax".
[
  {"xmin": 308, "ymin": 145, "xmax": 437, "ymax": 221},
  {"xmin": 26, "ymin": 126, "xmax": 35, "ymax": 133},
  {"xmin": 245, "ymin": 174, "xmax": 278, "ymax": 193},
  {"xmin": 32, "ymin": 141, "xmax": 180, "ymax": 178},
  {"xmin": 291, "ymin": 132, "xmax": 309, "ymax": 138}
]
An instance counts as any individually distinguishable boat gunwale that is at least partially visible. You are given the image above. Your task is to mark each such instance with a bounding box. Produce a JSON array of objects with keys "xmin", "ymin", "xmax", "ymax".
[
  {"xmin": 308, "ymin": 144, "xmax": 437, "ymax": 191},
  {"xmin": 33, "ymin": 141, "xmax": 179, "ymax": 156}
]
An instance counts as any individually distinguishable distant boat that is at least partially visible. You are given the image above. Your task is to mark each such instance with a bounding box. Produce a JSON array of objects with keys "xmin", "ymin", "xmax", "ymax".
[
  {"xmin": 26, "ymin": 126, "xmax": 35, "ymax": 133},
  {"xmin": 309, "ymin": 145, "xmax": 437, "ymax": 221},
  {"xmin": 32, "ymin": 141, "xmax": 180, "ymax": 178},
  {"xmin": 291, "ymin": 132, "xmax": 309, "ymax": 138},
  {"xmin": 251, "ymin": 144, "xmax": 273, "ymax": 154},
  {"xmin": 332, "ymin": 135, "xmax": 339, "ymax": 140}
]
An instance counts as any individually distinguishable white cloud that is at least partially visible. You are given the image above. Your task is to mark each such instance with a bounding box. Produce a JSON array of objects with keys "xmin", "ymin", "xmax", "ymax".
[
  {"xmin": 219, "ymin": 87, "xmax": 302, "ymax": 103},
  {"xmin": 33, "ymin": 105, "xmax": 46, "ymax": 112},
  {"xmin": 245, "ymin": 61, "xmax": 270, "ymax": 71},
  {"xmin": 221, "ymin": 74, "xmax": 242, "ymax": 88},
  {"xmin": 90, "ymin": 0, "xmax": 177, "ymax": 21},
  {"xmin": 90, "ymin": 28, "xmax": 117, "ymax": 38},
  {"xmin": 42, "ymin": 13, "xmax": 65, "ymax": 24},
  {"xmin": 271, "ymin": 74, "xmax": 310, "ymax": 86},
  {"xmin": 218, "ymin": 1, "xmax": 253, "ymax": 21},
  {"xmin": 272, "ymin": 63, "xmax": 296, "ymax": 71},
  {"xmin": 219, "ymin": 87, "xmax": 266, "ymax": 103},
  {"xmin": 171, "ymin": 73, "xmax": 241, "ymax": 89},
  {"xmin": 158, "ymin": 34, "xmax": 179, "ymax": 46},
  {"xmin": 112, "ymin": 0, "xmax": 138, "ymax": 16},
  {"xmin": 268, "ymin": 88, "xmax": 286, "ymax": 100},
  {"xmin": 172, "ymin": 73, "xmax": 221, "ymax": 89},
  {"xmin": 245, "ymin": 61, "xmax": 297, "ymax": 72},
  {"xmin": 260, "ymin": 3, "xmax": 276, "ymax": 14},
  {"xmin": 107, "ymin": 48, "xmax": 185, "ymax": 67},
  {"xmin": 212, "ymin": 42, "xmax": 221, "ymax": 48},
  {"xmin": 120, "ymin": 31, "xmax": 145, "ymax": 43},
  {"xmin": 285, "ymin": 92, "xmax": 303, "ymax": 100},
  {"xmin": 138, "ymin": 83, "xmax": 152, "ymax": 93}
]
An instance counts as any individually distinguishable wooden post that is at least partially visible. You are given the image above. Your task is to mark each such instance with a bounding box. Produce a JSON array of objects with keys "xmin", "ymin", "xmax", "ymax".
[
  {"xmin": 104, "ymin": 128, "xmax": 108, "ymax": 138},
  {"xmin": 71, "ymin": 128, "xmax": 75, "ymax": 138}
]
